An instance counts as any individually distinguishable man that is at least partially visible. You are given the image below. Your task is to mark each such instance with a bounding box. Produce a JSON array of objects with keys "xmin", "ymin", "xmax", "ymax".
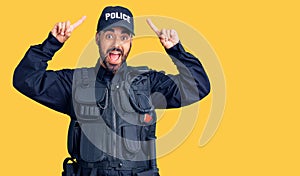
[{"xmin": 13, "ymin": 6, "xmax": 210, "ymax": 176}]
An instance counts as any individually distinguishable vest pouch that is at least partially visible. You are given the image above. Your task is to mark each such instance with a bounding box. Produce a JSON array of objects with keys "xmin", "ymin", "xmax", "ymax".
[
  {"xmin": 117, "ymin": 82, "xmax": 136, "ymax": 113},
  {"xmin": 120, "ymin": 125, "xmax": 142, "ymax": 160},
  {"xmin": 74, "ymin": 85, "xmax": 108, "ymax": 121},
  {"xmin": 128, "ymin": 76, "xmax": 154, "ymax": 113},
  {"xmin": 79, "ymin": 122, "xmax": 111, "ymax": 162},
  {"xmin": 111, "ymin": 82, "xmax": 141, "ymax": 125},
  {"xmin": 67, "ymin": 121, "xmax": 81, "ymax": 158}
]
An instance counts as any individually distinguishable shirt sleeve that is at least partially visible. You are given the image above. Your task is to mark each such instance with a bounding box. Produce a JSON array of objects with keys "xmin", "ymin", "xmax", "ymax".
[
  {"xmin": 13, "ymin": 33, "xmax": 74, "ymax": 115},
  {"xmin": 149, "ymin": 42, "xmax": 211, "ymax": 109}
]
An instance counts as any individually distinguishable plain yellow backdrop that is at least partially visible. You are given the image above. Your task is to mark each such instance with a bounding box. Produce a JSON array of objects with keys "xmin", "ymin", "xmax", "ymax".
[{"xmin": 1, "ymin": 0, "xmax": 300, "ymax": 175}]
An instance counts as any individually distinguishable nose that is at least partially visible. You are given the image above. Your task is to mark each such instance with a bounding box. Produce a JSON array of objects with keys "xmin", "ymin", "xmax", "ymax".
[{"xmin": 112, "ymin": 37, "xmax": 123, "ymax": 48}]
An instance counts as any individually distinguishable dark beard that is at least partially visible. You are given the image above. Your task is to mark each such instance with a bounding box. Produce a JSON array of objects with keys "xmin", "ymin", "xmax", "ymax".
[
  {"xmin": 99, "ymin": 45, "xmax": 131, "ymax": 73},
  {"xmin": 103, "ymin": 56, "xmax": 126, "ymax": 73}
]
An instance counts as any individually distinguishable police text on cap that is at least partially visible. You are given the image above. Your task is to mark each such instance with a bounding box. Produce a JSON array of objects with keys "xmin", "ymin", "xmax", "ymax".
[{"xmin": 105, "ymin": 12, "xmax": 131, "ymax": 23}]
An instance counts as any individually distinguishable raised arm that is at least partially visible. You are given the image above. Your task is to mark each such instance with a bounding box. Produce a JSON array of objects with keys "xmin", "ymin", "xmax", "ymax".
[
  {"xmin": 146, "ymin": 19, "xmax": 211, "ymax": 109},
  {"xmin": 13, "ymin": 17, "xmax": 86, "ymax": 114}
]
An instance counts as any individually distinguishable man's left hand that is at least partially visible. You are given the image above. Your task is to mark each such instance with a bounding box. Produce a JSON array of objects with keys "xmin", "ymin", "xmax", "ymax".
[{"xmin": 146, "ymin": 18, "xmax": 179, "ymax": 49}]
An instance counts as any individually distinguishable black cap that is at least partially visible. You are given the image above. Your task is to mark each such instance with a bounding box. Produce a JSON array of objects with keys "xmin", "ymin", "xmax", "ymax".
[{"xmin": 97, "ymin": 6, "xmax": 134, "ymax": 35}]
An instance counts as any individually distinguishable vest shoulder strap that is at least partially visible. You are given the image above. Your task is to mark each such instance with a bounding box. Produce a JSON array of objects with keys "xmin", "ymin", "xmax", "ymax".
[
  {"xmin": 126, "ymin": 66, "xmax": 150, "ymax": 75},
  {"xmin": 74, "ymin": 67, "xmax": 96, "ymax": 87}
]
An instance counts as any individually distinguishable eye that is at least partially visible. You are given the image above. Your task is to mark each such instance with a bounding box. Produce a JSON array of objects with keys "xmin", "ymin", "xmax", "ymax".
[
  {"xmin": 105, "ymin": 34, "xmax": 114, "ymax": 40},
  {"xmin": 120, "ymin": 35, "xmax": 130, "ymax": 41}
]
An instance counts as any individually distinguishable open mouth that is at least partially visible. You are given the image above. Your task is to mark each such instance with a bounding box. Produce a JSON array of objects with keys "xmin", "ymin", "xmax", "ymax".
[
  {"xmin": 105, "ymin": 47, "xmax": 124, "ymax": 65},
  {"xmin": 108, "ymin": 52, "xmax": 121, "ymax": 62}
]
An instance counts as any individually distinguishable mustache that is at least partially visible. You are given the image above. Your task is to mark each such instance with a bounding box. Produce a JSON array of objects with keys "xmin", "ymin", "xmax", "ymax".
[{"xmin": 106, "ymin": 47, "xmax": 124, "ymax": 55}]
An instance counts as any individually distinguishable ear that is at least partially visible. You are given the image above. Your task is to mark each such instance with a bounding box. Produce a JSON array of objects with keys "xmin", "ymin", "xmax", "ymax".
[{"xmin": 95, "ymin": 32, "xmax": 100, "ymax": 46}]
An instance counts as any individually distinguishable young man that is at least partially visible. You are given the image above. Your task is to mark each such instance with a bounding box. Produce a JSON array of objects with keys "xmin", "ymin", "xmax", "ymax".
[{"xmin": 13, "ymin": 6, "xmax": 210, "ymax": 176}]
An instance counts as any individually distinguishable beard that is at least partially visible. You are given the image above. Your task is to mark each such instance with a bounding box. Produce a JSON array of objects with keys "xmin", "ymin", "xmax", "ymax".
[{"xmin": 99, "ymin": 45, "xmax": 131, "ymax": 73}]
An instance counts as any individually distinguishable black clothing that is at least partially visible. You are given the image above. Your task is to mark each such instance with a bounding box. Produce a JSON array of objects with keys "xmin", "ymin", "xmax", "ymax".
[
  {"xmin": 13, "ymin": 33, "xmax": 210, "ymax": 176},
  {"xmin": 13, "ymin": 33, "xmax": 210, "ymax": 114}
]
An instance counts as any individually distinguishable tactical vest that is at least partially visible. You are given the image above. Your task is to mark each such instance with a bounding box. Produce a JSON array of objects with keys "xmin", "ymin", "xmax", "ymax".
[{"xmin": 68, "ymin": 65, "xmax": 157, "ymax": 168}]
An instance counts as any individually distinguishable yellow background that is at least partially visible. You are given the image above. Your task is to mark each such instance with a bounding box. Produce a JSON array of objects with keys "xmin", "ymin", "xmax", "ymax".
[{"xmin": 1, "ymin": 0, "xmax": 300, "ymax": 175}]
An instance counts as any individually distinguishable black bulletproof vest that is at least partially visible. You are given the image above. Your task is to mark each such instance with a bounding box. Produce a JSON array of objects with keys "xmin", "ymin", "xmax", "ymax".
[{"xmin": 68, "ymin": 65, "xmax": 157, "ymax": 164}]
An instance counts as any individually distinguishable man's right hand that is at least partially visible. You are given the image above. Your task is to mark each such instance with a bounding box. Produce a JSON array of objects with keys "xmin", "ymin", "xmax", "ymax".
[{"xmin": 51, "ymin": 16, "xmax": 86, "ymax": 43}]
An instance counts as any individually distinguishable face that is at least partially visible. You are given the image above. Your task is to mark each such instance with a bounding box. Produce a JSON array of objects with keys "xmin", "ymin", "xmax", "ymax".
[{"xmin": 96, "ymin": 26, "xmax": 132, "ymax": 73}]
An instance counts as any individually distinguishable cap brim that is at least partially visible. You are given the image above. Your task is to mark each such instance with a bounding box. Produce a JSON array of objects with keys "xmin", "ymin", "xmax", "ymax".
[{"xmin": 102, "ymin": 20, "xmax": 135, "ymax": 35}]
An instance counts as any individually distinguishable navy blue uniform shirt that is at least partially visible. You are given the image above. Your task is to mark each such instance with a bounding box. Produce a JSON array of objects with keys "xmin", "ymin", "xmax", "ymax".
[{"xmin": 13, "ymin": 33, "xmax": 210, "ymax": 116}]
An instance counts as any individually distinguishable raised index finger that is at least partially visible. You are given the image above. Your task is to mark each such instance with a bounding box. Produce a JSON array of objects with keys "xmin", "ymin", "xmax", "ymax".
[
  {"xmin": 146, "ymin": 18, "xmax": 160, "ymax": 36},
  {"xmin": 71, "ymin": 16, "xmax": 87, "ymax": 30}
]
